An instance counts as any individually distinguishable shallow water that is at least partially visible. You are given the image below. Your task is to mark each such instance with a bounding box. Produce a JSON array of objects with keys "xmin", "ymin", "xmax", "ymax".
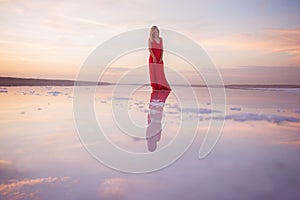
[{"xmin": 0, "ymin": 85, "xmax": 300, "ymax": 199}]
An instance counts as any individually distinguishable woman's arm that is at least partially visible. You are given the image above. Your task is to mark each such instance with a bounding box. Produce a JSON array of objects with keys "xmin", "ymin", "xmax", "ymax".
[
  {"xmin": 159, "ymin": 37, "xmax": 163, "ymax": 63},
  {"xmin": 148, "ymin": 38, "xmax": 157, "ymax": 63}
]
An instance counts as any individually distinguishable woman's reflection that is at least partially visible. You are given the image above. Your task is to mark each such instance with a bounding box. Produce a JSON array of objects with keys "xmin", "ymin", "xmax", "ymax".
[{"xmin": 146, "ymin": 90, "xmax": 170, "ymax": 152}]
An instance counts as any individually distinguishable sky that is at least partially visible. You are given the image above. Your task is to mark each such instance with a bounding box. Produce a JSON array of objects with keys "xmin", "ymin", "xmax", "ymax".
[{"xmin": 0, "ymin": 0, "xmax": 300, "ymax": 83}]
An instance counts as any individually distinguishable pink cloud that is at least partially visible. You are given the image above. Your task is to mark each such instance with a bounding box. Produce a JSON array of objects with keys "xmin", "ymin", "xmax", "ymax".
[
  {"xmin": 203, "ymin": 28, "xmax": 300, "ymax": 65},
  {"xmin": 0, "ymin": 160, "xmax": 11, "ymax": 166}
]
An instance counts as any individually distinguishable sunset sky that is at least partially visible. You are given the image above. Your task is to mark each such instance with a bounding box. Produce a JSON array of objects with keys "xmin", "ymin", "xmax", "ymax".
[{"xmin": 0, "ymin": 0, "xmax": 299, "ymax": 83}]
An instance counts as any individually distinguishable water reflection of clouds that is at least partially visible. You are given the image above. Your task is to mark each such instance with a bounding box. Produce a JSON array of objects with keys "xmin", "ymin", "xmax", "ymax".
[
  {"xmin": 0, "ymin": 176, "xmax": 72, "ymax": 193},
  {"xmin": 99, "ymin": 178, "xmax": 126, "ymax": 199},
  {"xmin": 0, "ymin": 160, "xmax": 75, "ymax": 200},
  {"xmin": 1, "ymin": 86, "xmax": 300, "ymax": 199}
]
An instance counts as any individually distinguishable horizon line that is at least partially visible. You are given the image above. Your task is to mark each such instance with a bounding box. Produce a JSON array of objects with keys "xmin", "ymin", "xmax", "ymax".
[{"xmin": 1, "ymin": 76, "xmax": 300, "ymax": 88}]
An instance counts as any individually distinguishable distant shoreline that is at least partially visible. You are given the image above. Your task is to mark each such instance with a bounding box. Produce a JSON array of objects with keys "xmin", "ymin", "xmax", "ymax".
[
  {"xmin": 0, "ymin": 77, "xmax": 300, "ymax": 88},
  {"xmin": 0, "ymin": 77, "xmax": 111, "ymax": 87}
]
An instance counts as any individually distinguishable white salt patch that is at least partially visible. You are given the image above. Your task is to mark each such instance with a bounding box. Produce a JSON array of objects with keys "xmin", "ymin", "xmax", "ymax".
[
  {"xmin": 181, "ymin": 108, "xmax": 217, "ymax": 114},
  {"xmin": 149, "ymin": 109, "xmax": 162, "ymax": 114},
  {"xmin": 112, "ymin": 97, "xmax": 131, "ymax": 101},
  {"xmin": 215, "ymin": 113, "xmax": 298, "ymax": 124},
  {"xmin": 277, "ymin": 109, "xmax": 286, "ymax": 113},
  {"xmin": 230, "ymin": 107, "xmax": 241, "ymax": 111},
  {"xmin": 48, "ymin": 91, "xmax": 62, "ymax": 96},
  {"xmin": 22, "ymin": 90, "xmax": 37, "ymax": 95},
  {"xmin": 150, "ymin": 101, "xmax": 165, "ymax": 107},
  {"xmin": 248, "ymin": 87, "xmax": 300, "ymax": 93},
  {"xmin": 0, "ymin": 88, "xmax": 8, "ymax": 93}
]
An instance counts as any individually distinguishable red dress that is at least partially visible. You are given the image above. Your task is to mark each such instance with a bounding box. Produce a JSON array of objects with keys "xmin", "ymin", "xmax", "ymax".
[{"xmin": 149, "ymin": 38, "xmax": 171, "ymax": 91}]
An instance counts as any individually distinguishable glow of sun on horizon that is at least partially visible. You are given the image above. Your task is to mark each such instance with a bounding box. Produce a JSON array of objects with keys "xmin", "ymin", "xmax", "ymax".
[{"xmin": 0, "ymin": 0, "xmax": 300, "ymax": 82}]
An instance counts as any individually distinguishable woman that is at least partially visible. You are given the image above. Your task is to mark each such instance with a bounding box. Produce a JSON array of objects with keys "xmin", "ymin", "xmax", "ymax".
[{"xmin": 148, "ymin": 26, "xmax": 171, "ymax": 91}]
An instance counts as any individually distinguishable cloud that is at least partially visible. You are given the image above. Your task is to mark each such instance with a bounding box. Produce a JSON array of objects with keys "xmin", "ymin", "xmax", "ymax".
[
  {"xmin": 1, "ymin": 0, "xmax": 299, "ymax": 79},
  {"xmin": 274, "ymin": 140, "xmax": 300, "ymax": 146},
  {"xmin": 61, "ymin": 15, "xmax": 106, "ymax": 27},
  {"xmin": 220, "ymin": 66, "xmax": 300, "ymax": 84},
  {"xmin": 266, "ymin": 28, "xmax": 300, "ymax": 64},
  {"xmin": 0, "ymin": 160, "xmax": 11, "ymax": 166},
  {"xmin": 261, "ymin": 28, "xmax": 300, "ymax": 54},
  {"xmin": 203, "ymin": 28, "xmax": 300, "ymax": 65}
]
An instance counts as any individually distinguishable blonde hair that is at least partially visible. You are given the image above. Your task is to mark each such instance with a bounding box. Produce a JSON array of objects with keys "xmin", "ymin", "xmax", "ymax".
[{"xmin": 150, "ymin": 26, "xmax": 159, "ymax": 41}]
